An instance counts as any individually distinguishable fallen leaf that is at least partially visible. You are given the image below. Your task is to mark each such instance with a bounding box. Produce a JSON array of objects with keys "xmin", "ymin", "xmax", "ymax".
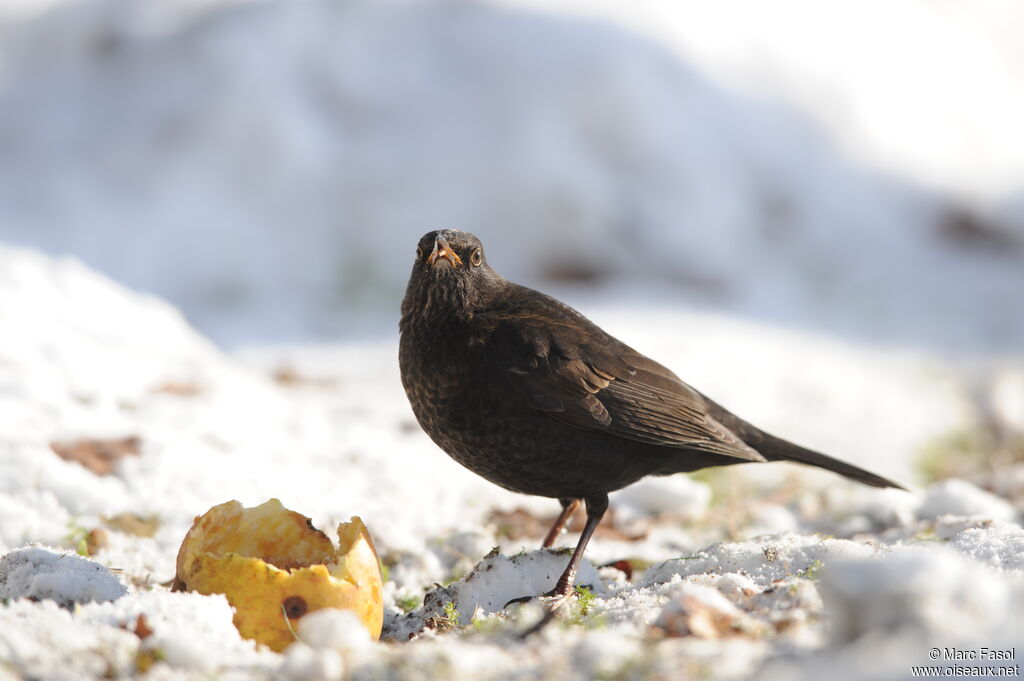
[
  {"xmin": 103, "ymin": 512, "xmax": 161, "ymax": 538},
  {"xmin": 50, "ymin": 436, "xmax": 142, "ymax": 476},
  {"xmin": 272, "ymin": 365, "xmax": 338, "ymax": 388},
  {"xmin": 652, "ymin": 592, "xmax": 762, "ymax": 640},
  {"xmin": 85, "ymin": 528, "xmax": 109, "ymax": 555},
  {"xmin": 151, "ymin": 381, "xmax": 203, "ymax": 397},
  {"xmin": 599, "ymin": 558, "xmax": 651, "ymax": 580},
  {"xmin": 120, "ymin": 613, "xmax": 154, "ymax": 640}
]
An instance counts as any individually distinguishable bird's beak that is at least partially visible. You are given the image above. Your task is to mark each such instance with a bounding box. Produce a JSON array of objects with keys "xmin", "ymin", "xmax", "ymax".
[{"xmin": 426, "ymin": 236, "xmax": 463, "ymax": 268}]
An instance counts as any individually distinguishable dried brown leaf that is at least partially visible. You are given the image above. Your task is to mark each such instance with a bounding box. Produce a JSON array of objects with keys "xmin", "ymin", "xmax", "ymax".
[
  {"xmin": 151, "ymin": 381, "xmax": 203, "ymax": 397},
  {"xmin": 50, "ymin": 436, "xmax": 142, "ymax": 476},
  {"xmin": 653, "ymin": 593, "xmax": 743, "ymax": 640},
  {"xmin": 103, "ymin": 512, "xmax": 160, "ymax": 538},
  {"xmin": 85, "ymin": 528, "xmax": 109, "ymax": 555},
  {"xmin": 272, "ymin": 365, "xmax": 338, "ymax": 388}
]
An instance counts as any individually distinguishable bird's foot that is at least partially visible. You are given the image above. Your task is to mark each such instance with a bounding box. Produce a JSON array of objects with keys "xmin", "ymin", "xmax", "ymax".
[
  {"xmin": 503, "ymin": 594, "xmax": 533, "ymax": 608},
  {"xmin": 504, "ymin": 583, "xmax": 583, "ymax": 638},
  {"xmin": 503, "ymin": 583, "xmax": 574, "ymax": 610}
]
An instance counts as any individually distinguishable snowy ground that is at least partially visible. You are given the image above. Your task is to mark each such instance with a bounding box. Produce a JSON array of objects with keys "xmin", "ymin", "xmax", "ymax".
[
  {"xmin": 2, "ymin": 246, "xmax": 1022, "ymax": 681},
  {"xmin": 1, "ymin": 0, "xmax": 1023, "ymax": 678}
]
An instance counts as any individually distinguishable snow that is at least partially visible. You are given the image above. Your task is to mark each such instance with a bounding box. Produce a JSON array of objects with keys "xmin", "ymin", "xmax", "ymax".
[
  {"xmin": 0, "ymin": 0, "xmax": 1023, "ymax": 678},
  {"xmin": 0, "ymin": 0, "xmax": 1021, "ymax": 351},
  {"xmin": 0, "ymin": 586, "xmax": 278, "ymax": 678},
  {"xmin": 424, "ymin": 549, "xmax": 605, "ymax": 624},
  {"xmin": 613, "ymin": 474, "xmax": 712, "ymax": 519},
  {"xmin": 279, "ymin": 643, "xmax": 345, "ymax": 681},
  {"xmin": 0, "ymin": 598, "xmax": 141, "ymax": 680},
  {"xmin": 295, "ymin": 608, "xmax": 373, "ymax": 655},
  {"xmin": 1, "ymin": 236, "xmax": 1022, "ymax": 680},
  {"xmin": 509, "ymin": 0, "xmax": 1024, "ymax": 205},
  {"xmin": 823, "ymin": 547, "xmax": 1008, "ymax": 642},
  {"xmin": 641, "ymin": 534, "xmax": 878, "ymax": 587},
  {"xmin": 0, "ymin": 547, "xmax": 126, "ymax": 607},
  {"xmin": 945, "ymin": 522, "xmax": 1024, "ymax": 572},
  {"xmin": 917, "ymin": 479, "xmax": 1018, "ymax": 523}
]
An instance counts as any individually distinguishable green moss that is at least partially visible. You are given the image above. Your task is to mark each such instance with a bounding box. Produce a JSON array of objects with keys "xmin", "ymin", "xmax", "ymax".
[
  {"xmin": 425, "ymin": 600, "xmax": 462, "ymax": 633},
  {"xmin": 911, "ymin": 528, "xmax": 946, "ymax": 543},
  {"xmin": 800, "ymin": 559, "xmax": 824, "ymax": 580},
  {"xmin": 64, "ymin": 520, "xmax": 89, "ymax": 556},
  {"xmin": 442, "ymin": 600, "xmax": 460, "ymax": 627},
  {"xmin": 574, "ymin": 585, "xmax": 595, "ymax": 617},
  {"xmin": 564, "ymin": 586, "xmax": 607, "ymax": 628},
  {"xmin": 470, "ymin": 612, "xmax": 505, "ymax": 635},
  {"xmin": 396, "ymin": 594, "xmax": 421, "ymax": 613}
]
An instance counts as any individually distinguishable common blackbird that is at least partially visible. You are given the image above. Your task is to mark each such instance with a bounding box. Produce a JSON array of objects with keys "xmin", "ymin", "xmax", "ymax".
[{"xmin": 400, "ymin": 229, "xmax": 905, "ymax": 610}]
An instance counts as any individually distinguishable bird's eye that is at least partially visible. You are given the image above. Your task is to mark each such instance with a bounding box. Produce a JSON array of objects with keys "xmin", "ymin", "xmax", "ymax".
[
  {"xmin": 470, "ymin": 248, "xmax": 482, "ymax": 267},
  {"xmin": 415, "ymin": 246, "xmax": 423, "ymax": 261}
]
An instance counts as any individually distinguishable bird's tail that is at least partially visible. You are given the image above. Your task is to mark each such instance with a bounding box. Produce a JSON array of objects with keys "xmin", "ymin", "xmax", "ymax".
[
  {"xmin": 699, "ymin": 392, "xmax": 907, "ymax": 490},
  {"xmin": 755, "ymin": 431, "xmax": 907, "ymax": 491}
]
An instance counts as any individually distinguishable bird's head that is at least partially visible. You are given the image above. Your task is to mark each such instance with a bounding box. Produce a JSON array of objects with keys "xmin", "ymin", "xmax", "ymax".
[{"xmin": 401, "ymin": 229, "xmax": 504, "ymax": 325}]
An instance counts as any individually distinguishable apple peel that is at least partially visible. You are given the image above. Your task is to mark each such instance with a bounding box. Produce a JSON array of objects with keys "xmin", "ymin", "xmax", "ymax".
[{"xmin": 175, "ymin": 499, "xmax": 383, "ymax": 651}]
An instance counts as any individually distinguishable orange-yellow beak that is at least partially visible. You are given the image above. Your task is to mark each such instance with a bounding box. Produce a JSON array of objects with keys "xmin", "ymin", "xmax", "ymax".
[{"xmin": 426, "ymin": 236, "xmax": 463, "ymax": 268}]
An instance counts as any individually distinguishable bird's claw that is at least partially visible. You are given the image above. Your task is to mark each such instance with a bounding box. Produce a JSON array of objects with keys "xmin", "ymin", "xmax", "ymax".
[
  {"xmin": 503, "ymin": 584, "xmax": 574, "ymax": 610},
  {"xmin": 503, "ymin": 594, "xmax": 535, "ymax": 609},
  {"xmin": 504, "ymin": 585, "xmax": 580, "ymax": 638}
]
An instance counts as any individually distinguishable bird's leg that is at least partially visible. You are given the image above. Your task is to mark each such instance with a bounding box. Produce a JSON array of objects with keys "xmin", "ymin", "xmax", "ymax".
[
  {"xmin": 512, "ymin": 495, "xmax": 609, "ymax": 638},
  {"xmin": 543, "ymin": 495, "xmax": 607, "ymax": 601},
  {"xmin": 541, "ymin": 498, "xmax": 580, "ymax": 548},
  {"xmin": 505, "ymin": 495, "xmax": 607, "ymax": 608}
]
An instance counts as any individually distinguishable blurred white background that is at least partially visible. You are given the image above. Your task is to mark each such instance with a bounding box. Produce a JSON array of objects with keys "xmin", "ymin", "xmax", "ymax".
[{"xmin": 0, "ymin": 0, "xmax": 1022, "ymax": 349}]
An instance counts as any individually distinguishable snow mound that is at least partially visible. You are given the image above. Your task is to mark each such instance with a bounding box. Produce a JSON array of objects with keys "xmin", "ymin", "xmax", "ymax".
[
  {"xmin": 0, "ymin": 244, "xmax": 221, "ymax": 408},
  {"xmin": 296, "ymin": 608, "xmax": 372, "ymax": 655},
  {"xmin": 0, "ymin": 547, "xmax": 126, "ymax": 607},
  {"xmin": 917, "ymin": 479, "xmax": 1017, "ymax": 522},
  {"xmin": 280, "ymin": 643, "xmax": 345, "ymax": 681},
  {"xmin": 641, "ymin": 534, "xmax": 876, "ymax": 588},
  {"xmin": 0, "ymin": 588, "xmax": 278, "ymax": 678},
  {"xmin": 653, "ymin": 581, "xmax": 747, "ymax": 636},
  {"xmin": 945, "ymin": 522, "xmax": 1024, "ymax": 571},
  {"xmin": 425, "ymin": 549, "xmax": 603, "ymax": 625},
  {"xmin": 820, "ymin": 545, "xmax": 1017, "ymax": 643},
  {"xmin": 0, "ymin": 598, "xmax": 139, "ymax": 679},
  {"xmin": 79, "ymin": 590, "xmax": 273, "ymax": 671}
]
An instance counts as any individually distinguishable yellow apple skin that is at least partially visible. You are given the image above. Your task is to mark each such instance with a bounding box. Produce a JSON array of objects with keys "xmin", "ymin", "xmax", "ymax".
[{"xmin": 175, "ymin": 499, "xmax": 383, "ymax": 651}]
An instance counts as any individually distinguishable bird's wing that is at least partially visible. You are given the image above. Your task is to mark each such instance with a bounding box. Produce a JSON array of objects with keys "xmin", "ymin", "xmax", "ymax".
[{"xmin": 484, "ymin": 312, "xmax": 765, "ymax": 463}]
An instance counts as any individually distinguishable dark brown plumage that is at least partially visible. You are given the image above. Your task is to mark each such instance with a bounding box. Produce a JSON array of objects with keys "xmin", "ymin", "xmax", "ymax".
[{"xmin": 400, "ymin": 229, "xmax": 905, "ymax": 608}]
